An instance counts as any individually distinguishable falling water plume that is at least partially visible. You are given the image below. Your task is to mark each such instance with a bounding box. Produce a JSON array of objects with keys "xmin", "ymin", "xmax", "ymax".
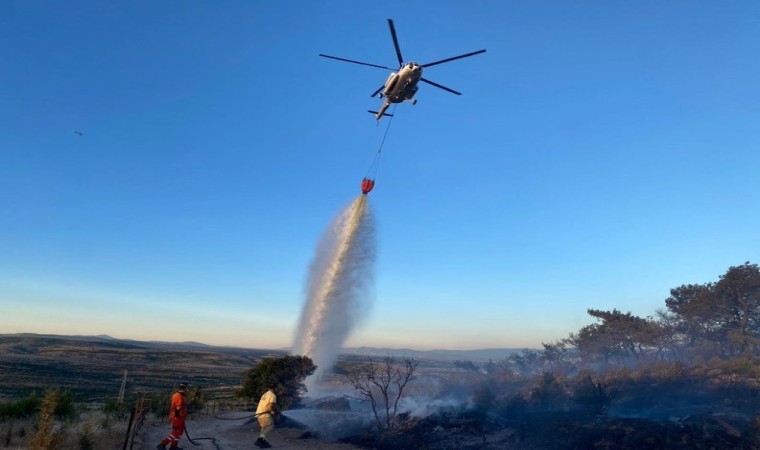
[{"xmin": 292, "ymin": 195, "xmax": 375, "ymax": 392}]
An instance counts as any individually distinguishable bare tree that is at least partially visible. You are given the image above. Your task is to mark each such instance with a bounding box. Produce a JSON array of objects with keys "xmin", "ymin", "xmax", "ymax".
[{"xmin": 348, "ymin": 355, "xmax": 418, "ymax": 429}]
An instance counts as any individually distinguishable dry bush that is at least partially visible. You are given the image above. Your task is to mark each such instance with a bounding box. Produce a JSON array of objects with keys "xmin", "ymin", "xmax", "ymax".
[
  {"xmin": 30, "ymin": 409, "xmax": 129, "ymax": 450},
  {"xmin": 527, "ymin": 372, "xmax": 568, "ymax": 410},
  {"xmin": 570, "ymin": 372, "xmax": 618, "ymax": 415},
  {"xmin": 28, "ymin": 389, "xmax": 64, "ymax": 450},
  {"xmin": 3, "ymin": 397, "xmax": 130, "ymax": 450},
  {"xmin": 0, "ymin": 419, "xmax": 33, "ymax": 448},
  {"xmin": 60, "ymin": 411, "xmax": 128, "ymax": 450}
]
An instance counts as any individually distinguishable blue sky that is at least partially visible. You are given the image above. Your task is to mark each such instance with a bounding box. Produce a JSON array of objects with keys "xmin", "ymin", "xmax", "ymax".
[{"xmin": 2, "ymin": 1, "xmax": 758, "ymax": 350}]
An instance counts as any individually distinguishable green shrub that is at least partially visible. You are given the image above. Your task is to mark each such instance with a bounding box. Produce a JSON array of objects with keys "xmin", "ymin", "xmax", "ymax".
[
  {"xmin": 102, "ymin": 398, "xmax": 125, "ymax": 418},
  {"xmin": 54, "ymin": 390, "xmax": 75, "ymax": 420},
  {"xmin": 0, "ymin": 392, "xmax": 40, "ymax": 419},
  {"xmin": 238, "ymin": 355, "xmax": 316, "ymax": 410}
]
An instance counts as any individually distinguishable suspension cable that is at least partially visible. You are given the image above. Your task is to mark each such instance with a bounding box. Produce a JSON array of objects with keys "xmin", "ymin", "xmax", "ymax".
[{"xmin": 365, "ymin": 104, "xmax": 396, "ymax": 180}]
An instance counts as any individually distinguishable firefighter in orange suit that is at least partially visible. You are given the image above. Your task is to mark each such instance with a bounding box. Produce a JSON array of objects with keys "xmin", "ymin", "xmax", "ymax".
[{"xmin": 157, "ymin": 383, "xmax": 189, "ymax": 450}]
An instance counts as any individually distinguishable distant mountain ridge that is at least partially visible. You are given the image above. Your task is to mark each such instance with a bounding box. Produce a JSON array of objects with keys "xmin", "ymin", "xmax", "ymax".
[
  {"xmin": 4, "ymin": 333, "xmax": 525, "ymax": 361},
  {"xmin": 8, "ymin": 332, "xmax": 224, "ymax": 351},
  {"xmin": 343, "ymin": 346, "xmax": 526, "ymax": 362}
]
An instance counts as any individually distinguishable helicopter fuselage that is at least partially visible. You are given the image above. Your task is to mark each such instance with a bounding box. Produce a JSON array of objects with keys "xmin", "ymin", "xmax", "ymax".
[{"xmin": 381, "ymin": 62, "xmax": 422, "ymax": 103}]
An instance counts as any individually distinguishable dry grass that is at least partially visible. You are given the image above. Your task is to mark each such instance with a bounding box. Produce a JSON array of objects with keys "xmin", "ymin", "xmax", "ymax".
[{"xmin": 0, "ymin": 410, "xmax": 128, "ymax": 450}]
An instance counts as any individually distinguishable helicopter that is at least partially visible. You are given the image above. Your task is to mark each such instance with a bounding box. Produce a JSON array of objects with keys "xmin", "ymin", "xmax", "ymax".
[{"xmin": 319, "ymin": 19, "xmax": 486, "ymax": 121}]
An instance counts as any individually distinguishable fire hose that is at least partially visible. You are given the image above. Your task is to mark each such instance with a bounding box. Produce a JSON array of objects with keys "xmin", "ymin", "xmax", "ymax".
[
  {"xmin": 182, "ymin": 423, "xmax": 220, "ymax": 449},
  {"xmin": 183, "ymin": 412, "xmax": 273, "ymax": 447},
  {"xmin": 212, "ymin": 413, "xmax": 256, "ymax": 421}
]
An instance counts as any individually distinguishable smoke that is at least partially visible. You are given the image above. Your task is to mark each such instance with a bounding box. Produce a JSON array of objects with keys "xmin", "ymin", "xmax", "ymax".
[
  {"xmin": 281, "ymin": 408, "xmax": 373, "ymax": 440},
  {"xmin": 400, "ymin": 395, "xmax": 473, "ymax": 418},
  {"xmin": 292, "ymin": 195, "xmax": 376, "ymax": 392}
]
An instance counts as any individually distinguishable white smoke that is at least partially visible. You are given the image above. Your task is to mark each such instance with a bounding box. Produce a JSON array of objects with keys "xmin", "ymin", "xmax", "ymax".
[
  {"xmin": 281, "ymin": 408, "xmax": 373, "ymax": 440},
  {"xmin": 292, "ymin": 195, "xmax": 376, "ymax": 392},
  {"xmin": 399, "ymin": 395, "xmax": 473, "ymax": 418}
]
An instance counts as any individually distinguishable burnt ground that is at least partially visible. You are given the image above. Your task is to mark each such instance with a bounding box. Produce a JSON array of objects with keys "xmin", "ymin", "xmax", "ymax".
[
  {"xmin": 134, "ymin": 411, "xmax": 363, "ymax": 450},
  {"xmin": 133, "ymin": 408, "xmax": 760, "ymax": 450},
  {"xmin": 341, "ymin": 410, "xmax": 760, "ymax": 450}
]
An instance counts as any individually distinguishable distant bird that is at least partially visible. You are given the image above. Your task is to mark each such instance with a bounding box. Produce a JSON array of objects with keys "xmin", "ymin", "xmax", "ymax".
[{"xmin": 74, "ymin": 131, "xmax": 84, "ymax": 136}]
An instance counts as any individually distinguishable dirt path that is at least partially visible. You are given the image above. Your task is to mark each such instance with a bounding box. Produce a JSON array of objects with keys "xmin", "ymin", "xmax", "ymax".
[{"xmin": 133, "ymin": 412, "xmax": 363, "ymax": 450}]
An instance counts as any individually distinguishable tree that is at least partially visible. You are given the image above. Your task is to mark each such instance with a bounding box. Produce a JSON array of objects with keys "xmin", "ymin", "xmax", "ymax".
[
  {"xmin": 665, "ymin": 282, "xmax": 720, "ymax": 355},
  {"xmin": 542, "ymin": 341, "xmax": 577, "ymax": 374},
  {"xmin": 501, "ymin": 349, "xmax": 545, "ymax": 376},
  {"xmin": 665, "ymin": 263, "xmax": 760, "ymax": 359},
  {"xmin": 238, "ymin": 355, "xmax": 316, "ymax": 410},
  {"xmin": 654, "ymin": 308, "xmax": 685, "ymax": 360},
  {"xmin": 713, "ymin": 262, "xmax": 760, "ymax": 356},
  {"xmin": 348, "ymin": 355, "xmax": 418, "ymax": 430},
  {"xmin": 567, "ymin": 309, "xmax": 663, "ymax": 365}
]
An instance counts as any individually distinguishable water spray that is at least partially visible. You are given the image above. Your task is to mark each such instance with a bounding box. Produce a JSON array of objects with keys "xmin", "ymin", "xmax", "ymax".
[{"xmin": 292, "ymin": 195, "xmax": 376, "ymax": 392}]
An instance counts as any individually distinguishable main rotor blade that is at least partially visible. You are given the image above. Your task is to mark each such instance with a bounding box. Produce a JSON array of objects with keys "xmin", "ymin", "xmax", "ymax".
[
  {"xmin": 420, "ymin": 78, "xmax": 462, "ymax": 95},
  {"xmin": 370, "ymin": 85, "xmax": 385, "ymax": 98},
  {"xmin": 319, "ymin": 54, "xmax": 394, "ymax": 70},
  {"xmin": 387, "ymin": 19, "xmax": 404, "ymax": 67},
  {"xmin": 421, "ymin": 49, "xmax": 487, "ymax": 68}
]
